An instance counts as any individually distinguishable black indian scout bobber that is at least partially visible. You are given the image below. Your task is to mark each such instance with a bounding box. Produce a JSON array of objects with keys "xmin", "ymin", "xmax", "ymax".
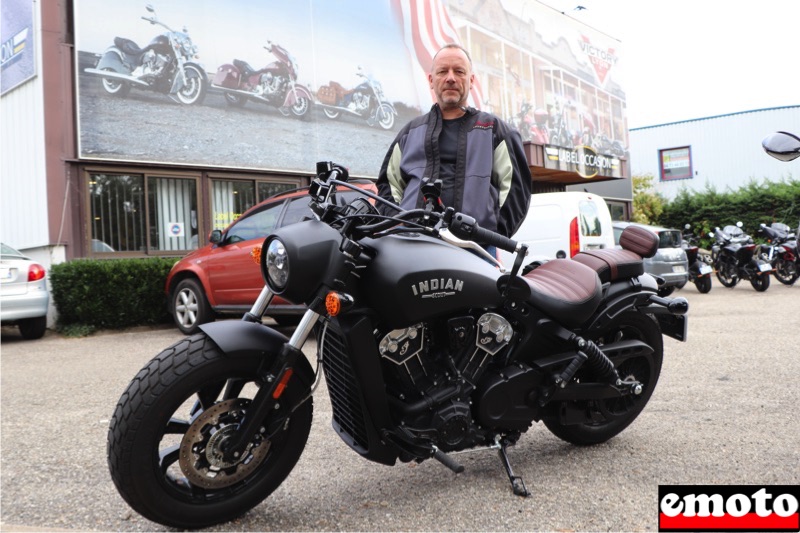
[{"xmin": 107, "ymin": 163, "xmax": 688, "ymax": 529}]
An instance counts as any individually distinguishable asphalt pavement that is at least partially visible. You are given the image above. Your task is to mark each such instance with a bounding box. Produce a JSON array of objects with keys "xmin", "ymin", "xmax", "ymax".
[{"xmin": 1, "ymin": 282, "xmax": 799, "ymax": 532}]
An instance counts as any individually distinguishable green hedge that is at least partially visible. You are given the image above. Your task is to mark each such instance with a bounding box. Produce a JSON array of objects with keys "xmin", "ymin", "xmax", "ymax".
[
  {"xmin": 49, "ymin": 257, "xmax": 178, "ymax": 330},
  {"xmin": 659, "ymin": 178, "xmax": 799, "ymax": 249}
]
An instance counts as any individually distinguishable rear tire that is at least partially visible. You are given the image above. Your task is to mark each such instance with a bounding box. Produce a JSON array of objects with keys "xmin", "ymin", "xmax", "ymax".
[
  {"xmin": 695, "ymin": 276, "xmax": 712, "ymax": 293},
  {"xmin": 750, "ymin": 273, "xmax": 770, "ymax": 292},
  {"xmin": 100, "ymin": 67, "xmax": 131, "ymax": 97},
  {"xmin": 107, "ymin": 333, "xmax": 313, "ymax": 529},
  {"xmin": 18, "ymin": 316, "xmax": 47, "ymax": 340},
  {"xmin": 715, "ymin": 260, "xmax": 738, "ymax": 288},
  {"xmin": 543, "ymin": 311, "xmax": 663, "ymax": 446},
  {"xmin": 172, "ymin": 278, "xmax": 213, "ymax": 335},
  {"xmin": 224, "ymin": 92, "xmax": 247, "ymax": 107}
]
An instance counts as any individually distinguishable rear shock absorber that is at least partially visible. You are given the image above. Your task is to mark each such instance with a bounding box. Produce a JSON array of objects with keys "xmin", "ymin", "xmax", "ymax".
[{"xmin": 555, "ymin": 336, "xmax": 619, "ymax": 386}]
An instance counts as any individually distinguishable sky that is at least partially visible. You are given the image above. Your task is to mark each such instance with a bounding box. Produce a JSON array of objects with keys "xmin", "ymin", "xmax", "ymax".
[{"xmin": 536, "ymin": 0, "xmax": 800, "ymax": 128}]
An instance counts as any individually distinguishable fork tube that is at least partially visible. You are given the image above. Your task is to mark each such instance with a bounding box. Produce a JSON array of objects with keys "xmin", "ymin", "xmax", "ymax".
[
  {"xmin": 288, "ymin": 310, "xmax": 321, "ymax": 349},
  {"xmin": 248, "ymin": 286, "xmax": 275, "ymax": 318}
]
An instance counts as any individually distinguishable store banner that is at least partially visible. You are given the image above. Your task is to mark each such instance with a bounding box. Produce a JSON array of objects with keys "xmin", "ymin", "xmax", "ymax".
[
  {"xmin": 74, "ymin": 0, "xmax": 628, "ymax": 178},
  {"xmin": 1, "ymin": 0, "xmax": 37, "ymax": 94}
]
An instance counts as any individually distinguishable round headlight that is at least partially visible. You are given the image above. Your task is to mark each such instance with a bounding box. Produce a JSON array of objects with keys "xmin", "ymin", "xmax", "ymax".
[{"xmin": 266, "ymin": 239, "xmax": 289, "ymax": 290}]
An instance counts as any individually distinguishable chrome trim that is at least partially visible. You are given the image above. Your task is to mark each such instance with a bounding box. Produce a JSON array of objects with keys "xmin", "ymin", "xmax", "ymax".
[
  {"xmin": 288, "ymin": 309, "xmax": 321, "ymax": 349},
  {"xmin": 249, "ymin": 286, "xmax": 274, "ymax": 317}
]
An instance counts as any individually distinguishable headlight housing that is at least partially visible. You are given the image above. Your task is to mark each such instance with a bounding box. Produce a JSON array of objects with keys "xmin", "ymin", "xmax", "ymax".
[{"xmin": 265, "ymin": 238, "xmax": 289, "ymax": 290}]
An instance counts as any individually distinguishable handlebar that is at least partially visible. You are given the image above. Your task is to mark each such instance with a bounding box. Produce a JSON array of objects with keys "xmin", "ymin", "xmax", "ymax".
[{"xmin": 448, "ymin": 212, "xmax": 521, "ymax": 254}]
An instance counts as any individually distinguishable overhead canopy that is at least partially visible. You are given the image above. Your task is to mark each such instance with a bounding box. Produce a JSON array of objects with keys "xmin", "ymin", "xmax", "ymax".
[{"xmin": 523, "ymin": 142, "xmax": 628, "ymax": 186}]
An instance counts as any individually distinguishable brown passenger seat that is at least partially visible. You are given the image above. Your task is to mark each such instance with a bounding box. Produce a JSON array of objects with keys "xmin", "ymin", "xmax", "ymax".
[{"xmin": 571, "ymin": 225, "xmax": 659, "ymax": 284}]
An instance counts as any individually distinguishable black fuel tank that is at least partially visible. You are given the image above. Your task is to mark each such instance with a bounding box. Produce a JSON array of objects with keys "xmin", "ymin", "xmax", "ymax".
[{"xmin": 360, "ymin": 234, "xmax": 503, "ymax": 329}]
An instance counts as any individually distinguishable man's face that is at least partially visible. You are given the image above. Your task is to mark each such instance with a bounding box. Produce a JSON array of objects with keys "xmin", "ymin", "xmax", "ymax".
[{"xmin": 428, "ymin": 47, "xmax": 473, "ymax": 110}]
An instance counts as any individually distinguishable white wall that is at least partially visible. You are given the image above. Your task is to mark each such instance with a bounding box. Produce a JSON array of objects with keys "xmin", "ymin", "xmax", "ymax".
[{"xmin": 628, "ymin": 107, "xmax": 800, "ymax": 200}]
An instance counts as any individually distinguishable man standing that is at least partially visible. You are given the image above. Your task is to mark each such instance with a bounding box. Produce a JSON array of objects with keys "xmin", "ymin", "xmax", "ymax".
[{"xmin": 377, "ymin": 44, "xmax": 532, "ymax": 239}]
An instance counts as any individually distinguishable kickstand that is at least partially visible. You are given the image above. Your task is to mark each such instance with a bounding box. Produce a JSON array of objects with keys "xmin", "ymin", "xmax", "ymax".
[{"xmin": 496, "ymin": 437, "xmax": 530, "ymax": 497}]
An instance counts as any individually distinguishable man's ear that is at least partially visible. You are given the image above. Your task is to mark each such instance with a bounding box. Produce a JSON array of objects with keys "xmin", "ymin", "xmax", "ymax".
[{"xmin": 428, "ymin": 73, "xmax": 434, "ymax": 88}]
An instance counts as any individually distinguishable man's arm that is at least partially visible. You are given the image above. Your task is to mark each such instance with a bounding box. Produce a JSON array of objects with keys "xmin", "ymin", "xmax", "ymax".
[{"xmin": 492, "ymin": 127, "xmax": 532, "ymax": 238}]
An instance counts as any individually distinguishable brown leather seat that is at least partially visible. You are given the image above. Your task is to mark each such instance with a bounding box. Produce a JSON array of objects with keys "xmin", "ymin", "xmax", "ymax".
[
  {"xmin": 572, "ymin": 248, "xmax": 643, "ymax": 283},
  {"xmin": 522, "ymin": 259, "xmax": 601, "ymax": 327},
  {"xmin": 572, "ymin": 225, "xmax": 659, "ymax": 283}
]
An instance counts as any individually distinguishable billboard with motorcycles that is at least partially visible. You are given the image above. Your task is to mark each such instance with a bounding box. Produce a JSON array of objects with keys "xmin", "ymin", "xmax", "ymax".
[{"xmin": 74, "ymin": 0, "xmax": 628, "ymax": 177}]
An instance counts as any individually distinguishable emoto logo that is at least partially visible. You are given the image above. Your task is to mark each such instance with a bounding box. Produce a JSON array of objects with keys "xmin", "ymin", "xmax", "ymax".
[{"xmin": 658, "ymin": 485, "xmax": 799, "ymax": 532}]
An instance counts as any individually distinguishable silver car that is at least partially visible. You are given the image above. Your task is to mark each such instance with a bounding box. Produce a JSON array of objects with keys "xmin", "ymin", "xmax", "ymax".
[
  {"xmin": 612, "ymin": 222, "xmax": 689, "ymax": 296},
  {"xmin": 0, "ymin": 243, "xmax": 50, "ymax": 339}
]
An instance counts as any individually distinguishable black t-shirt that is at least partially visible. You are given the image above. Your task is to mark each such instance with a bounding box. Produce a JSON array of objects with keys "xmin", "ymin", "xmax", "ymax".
[{"xmin": 439, "ymin": 117, "xmax": 462, "ymax": 208}]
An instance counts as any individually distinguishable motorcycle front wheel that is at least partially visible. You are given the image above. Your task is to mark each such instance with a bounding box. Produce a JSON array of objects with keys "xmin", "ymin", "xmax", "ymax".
[
  {"xmin": 773, "ymin": 258, "xmax": 799, "ymax": 285},
  {"xmin": 289, "ymin": 96, "xmax": 310, "ymax": 118},
  {"xmin": 543, "ymin": 311, "xmax": 663, "ymax": 446},
  {"xmin": 176, "ymin": 64, "xmax": 207, "ymax": 105},
  {"xmin": 715, "ymin": 260, "xmax": 738, "ymax": 288},
  {"xmin": 376, "ymin": 104, "xmax": 395, "ymax": 130},
  {"xmin": 107, "ymin": 333, "xmax": 313, "ymax": 529}
]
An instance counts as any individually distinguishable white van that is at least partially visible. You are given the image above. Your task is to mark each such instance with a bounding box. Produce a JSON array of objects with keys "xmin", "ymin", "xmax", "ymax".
[{"xmin": 498, "ymin": 191, "xmax": 615, "ymax": 266}]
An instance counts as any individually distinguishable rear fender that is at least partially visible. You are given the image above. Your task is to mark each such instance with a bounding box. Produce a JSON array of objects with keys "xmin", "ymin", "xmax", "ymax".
[
  {"xmin": 199, "ymin": 320, "xmax": 314, "ymax": 386},
  {"xmin": 95, "ymin": 49, "xmax": 129, "ymax": 73}
]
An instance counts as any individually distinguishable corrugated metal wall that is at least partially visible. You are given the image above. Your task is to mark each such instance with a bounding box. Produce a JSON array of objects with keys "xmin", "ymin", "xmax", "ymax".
[
  {"xmin": 0, "ymin": 3, "xmax": 49, "ymax": 252},
  {"xmin": 628, "ymin": 107, "xmax": 800, "ymax": 200}
]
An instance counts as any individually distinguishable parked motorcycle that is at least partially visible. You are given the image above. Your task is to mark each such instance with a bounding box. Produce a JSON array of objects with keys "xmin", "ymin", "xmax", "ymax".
[
  {"xmin": 510, "ymin": 102, "xmax": 549, "ymax": 144},
  {"xmin": 316, "ymin": 66, "xmax": 396, "ymax": 130},
  {"xmin": 682, "ymin": 225, "xmax": 713, "ymax": 293},
  {"xmin": 757, "ymin": 222, "xmax": 798, "ymax": 285},
  {"xmin": 710, "ymin": 222, "xmax": 772, "ymax": 291},
  {"xmin": 84, "ymin": 4, "xmax": 207, "ymax": 105},
  {"xmin": 762, "ymin": 131, "xmax": 800, "ymax": 286},
  {"xmin": 212, "ymin": 41, "xmax": 313, "ymax": 118},
  {"xmin": 107, "ymin": 163, "xmax": 688, "ymax": 529}
]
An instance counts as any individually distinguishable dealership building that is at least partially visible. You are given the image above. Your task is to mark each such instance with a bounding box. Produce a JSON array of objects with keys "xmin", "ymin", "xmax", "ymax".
[{"xmin": 2, "ymin": 0, "xmax": 633, "ymax": 274}]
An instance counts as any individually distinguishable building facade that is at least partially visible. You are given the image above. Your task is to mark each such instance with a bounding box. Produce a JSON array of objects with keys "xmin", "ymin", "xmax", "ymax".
[
  {"xmin": 628, "ymin": 106, "xmax": 800, "ymax": 200},
  {"xmin": 1, "ymin": 0, "xmax": 632, "ymax": 275}
]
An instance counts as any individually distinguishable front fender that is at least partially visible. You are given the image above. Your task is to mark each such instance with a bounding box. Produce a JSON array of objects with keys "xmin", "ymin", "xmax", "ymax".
[
  {"xmin": 199, "ymin": 319, "xmax": 315, "ymax": 387},
  {"xmin": 283, "ymin": 84, "xmax": 313, "ymax": 106}
]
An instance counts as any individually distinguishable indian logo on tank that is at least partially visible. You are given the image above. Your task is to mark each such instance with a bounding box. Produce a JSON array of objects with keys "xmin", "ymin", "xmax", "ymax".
[{"xmin": 411, "ymin": 277, "xmax": 464, "ymax": 299}]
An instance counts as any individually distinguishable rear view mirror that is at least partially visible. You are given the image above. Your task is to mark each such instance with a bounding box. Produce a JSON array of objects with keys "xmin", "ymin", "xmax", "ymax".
[{"xmin": 762, "ymin": 131, "xmax": 800, "ymax": 162}]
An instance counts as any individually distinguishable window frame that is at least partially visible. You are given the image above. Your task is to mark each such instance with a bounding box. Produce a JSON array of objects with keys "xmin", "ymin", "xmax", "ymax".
[{"xmin": 659, "ymin": 146, "xmax": 693, "ymax": 181}]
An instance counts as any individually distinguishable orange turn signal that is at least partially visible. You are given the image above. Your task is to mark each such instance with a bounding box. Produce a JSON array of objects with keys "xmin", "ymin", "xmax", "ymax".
[
  {"xmin": 250, "ymin": 246, "xmax": 262, "ymax": 265},
  {"xmin": 326, "ymin": 292, "xmax": 342, "ymax": 316},
  {"xmin": 272, "ymin": 368, "xmax": 294, "ymax": 399}
]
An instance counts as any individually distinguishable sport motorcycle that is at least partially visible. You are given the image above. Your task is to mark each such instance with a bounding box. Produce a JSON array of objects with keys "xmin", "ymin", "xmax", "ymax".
[
  {"xmin": 107, "ymin": 163, "xmax": 688, "ymax": 529},
  {"xmin": 212, "ymin": 41, "xmax": 313, "ymax": 118},
  {"xmin": 316, "ymin": 66, "xmax": 396, "ymax": 130},
  {"xmin": 757, "ymin": 222, "xmax": 798, "ymax": 286},
  {"xmin": 710, "ymin": 222, "xmax": 772, "ymax": 291},
  {"xmin": 682, "ymin": 224, "xmax": 713, "ymax": 293},
  {"xmin": 84, "ymin": 4, "xmax": 207, "ymax": 105}
]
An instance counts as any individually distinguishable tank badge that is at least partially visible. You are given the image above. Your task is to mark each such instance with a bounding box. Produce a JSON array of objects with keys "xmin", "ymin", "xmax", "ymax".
[{"xmin": 411, "ymin": 278, "xmax": 464, "ymax": 299}]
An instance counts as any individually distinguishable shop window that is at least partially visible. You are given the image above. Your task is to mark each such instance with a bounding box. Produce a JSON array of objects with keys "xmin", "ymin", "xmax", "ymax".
[
  {"xmin": 89, "ymin": 172, "xmax": 198, "ymax": 254},
  {"xmin": 211, "ymin": 179, "xmax": 296, "ymax": 231}
]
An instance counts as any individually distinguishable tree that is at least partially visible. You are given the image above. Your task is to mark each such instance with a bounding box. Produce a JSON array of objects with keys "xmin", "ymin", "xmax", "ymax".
[{"xmin": 632, "ymin": 174, "xmax": 665, "ymax": 224}]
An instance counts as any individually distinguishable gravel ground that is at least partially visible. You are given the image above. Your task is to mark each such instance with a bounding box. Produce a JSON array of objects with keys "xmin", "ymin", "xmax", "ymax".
[{"xmin": 1, "ymin": 282, "xmax": 799, "ymax": 532}]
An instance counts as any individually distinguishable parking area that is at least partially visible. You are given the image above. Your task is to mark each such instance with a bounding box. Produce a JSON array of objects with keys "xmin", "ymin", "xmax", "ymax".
[{"xmin": 1, "ymin": 282, "xmax": 799, "ymax": 532}]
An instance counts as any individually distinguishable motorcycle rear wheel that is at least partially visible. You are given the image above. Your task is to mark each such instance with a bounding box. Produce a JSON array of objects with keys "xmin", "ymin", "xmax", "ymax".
[
  {"xmin": 715, "ymin": 261, "xmax": 738, "ymax": 288},
  {"xmin": 107, "ymin": 333, "xmax": 313, "ymax": 529},
  {"xmin": 773, "ymin": 258, "xmax": 799, "ymax": 285},
  {"xmin": 224, "ymin": 92, "xmax": 247, "ymax": 107},
  {"xmin": 323, "ymin": 108, "xmax": 340, "ymax": 119},
  {"xmin": 695, "ymin": 276, "xmax": 712, "ymax": 293},
  {"xmin": 100, "ymin": 67, "xmax": 131, "ymax": 97},
  {"xmin": 750, "ymin": 273, "xmax": 770, "ymax": 292},
  {"xmin": 543, "ymin": 311, "xmax": 663, "ymax": 446}
]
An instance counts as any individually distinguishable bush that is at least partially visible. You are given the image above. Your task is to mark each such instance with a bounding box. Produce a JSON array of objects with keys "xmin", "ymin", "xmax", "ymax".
[
  {"xmin": 658, "ymin": 178, "xmax": 799, "ymax": 249},
  {"xmin": 50, "ymin": 257, "xmax": 177, "ymax": 331}
]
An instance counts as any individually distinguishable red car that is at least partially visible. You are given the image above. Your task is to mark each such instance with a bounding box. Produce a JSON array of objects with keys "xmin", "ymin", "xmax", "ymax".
[{"xmin": 165, "ymin": 180, "xmax": 377, "ymax": 334}]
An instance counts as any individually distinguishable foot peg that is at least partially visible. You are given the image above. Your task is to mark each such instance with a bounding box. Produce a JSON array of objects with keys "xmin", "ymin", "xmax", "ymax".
[
  {"xmin": 432, "ymin": 446, "xmax": 465, "ymax": 473},
  {"xmin": 496, "ymin": 437, "xmax": 530, "ymax": 497}
]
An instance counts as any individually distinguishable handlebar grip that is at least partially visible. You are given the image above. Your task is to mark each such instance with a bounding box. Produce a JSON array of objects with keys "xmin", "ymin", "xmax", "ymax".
[{"xmin": 449, "ymin": 213, "xmax": 519, "ymax": 253}]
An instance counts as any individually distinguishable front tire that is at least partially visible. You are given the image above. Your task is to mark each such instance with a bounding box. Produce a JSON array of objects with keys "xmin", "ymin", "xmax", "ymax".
[
  {"xmin": 543, "ymin": 311, "xmax": 663, "ymax": 446},
  {"xmin": 289, "ymin": 95, "xmax": 310, "ymax": 118},
  {"xmin": 376, "ymin": 105, "xmax": 395, "ymax": 130},
  {"xmin": 176, "ymin": 64, "xmax": 206, "ymax": 105},
  {"xmin": 107, "ymin": 333, "xmax": 313, "ymax": 529},
  {"xmin": 172, "ymin": 278, "xmax": 213, "ymax": 334}
]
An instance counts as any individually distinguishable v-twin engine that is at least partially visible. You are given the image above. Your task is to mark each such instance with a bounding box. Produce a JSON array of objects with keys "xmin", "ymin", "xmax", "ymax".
[{"xmin": 378, "ymin": 313, "xmax": 514, "ymax": 451}]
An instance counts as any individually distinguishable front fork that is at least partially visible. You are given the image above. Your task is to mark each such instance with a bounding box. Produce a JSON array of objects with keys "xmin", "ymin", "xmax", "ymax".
[{"xmin": 224, "ymin": 286, "xmax": 321, "ymax": 461}]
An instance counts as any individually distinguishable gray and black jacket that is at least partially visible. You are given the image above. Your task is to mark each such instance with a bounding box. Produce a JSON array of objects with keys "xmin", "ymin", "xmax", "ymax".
[{"xmin": 377, "ymin": 104, "xmax": 532, "ymax": 238}]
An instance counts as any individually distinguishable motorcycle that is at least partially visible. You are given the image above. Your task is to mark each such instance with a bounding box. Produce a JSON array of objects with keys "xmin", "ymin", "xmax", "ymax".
[
  {"xmin": 510, "ymin": 102, "xmax": 549, "ymax": 144},
  {"xmin": 757, "ymin": 222, "xmax": 798, "ymax": 285},
  {"xmin": 762, "ymin": 131, "xmax": 800, "ymax": 286},
  {"xmin": 682, "ymin": 225, "xmax": 713, "ymax": 293},
  {"xmin": 316, "ymin": 66, "xmax": 397, "ymax": 130},
  {"xmin": 212, "ymin": 41, "xmax": 313, "ymax": 119},
  {"xmin": 84, "ymin": 4, "xmax": 207, "ymax": 105},
  {"xmin": 107, "ymin": 163, "xmax": 688, "ymax": 529},
  {"xmin": 709, "ymin": 222, "xmax": 772, "ymax": 291}
]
